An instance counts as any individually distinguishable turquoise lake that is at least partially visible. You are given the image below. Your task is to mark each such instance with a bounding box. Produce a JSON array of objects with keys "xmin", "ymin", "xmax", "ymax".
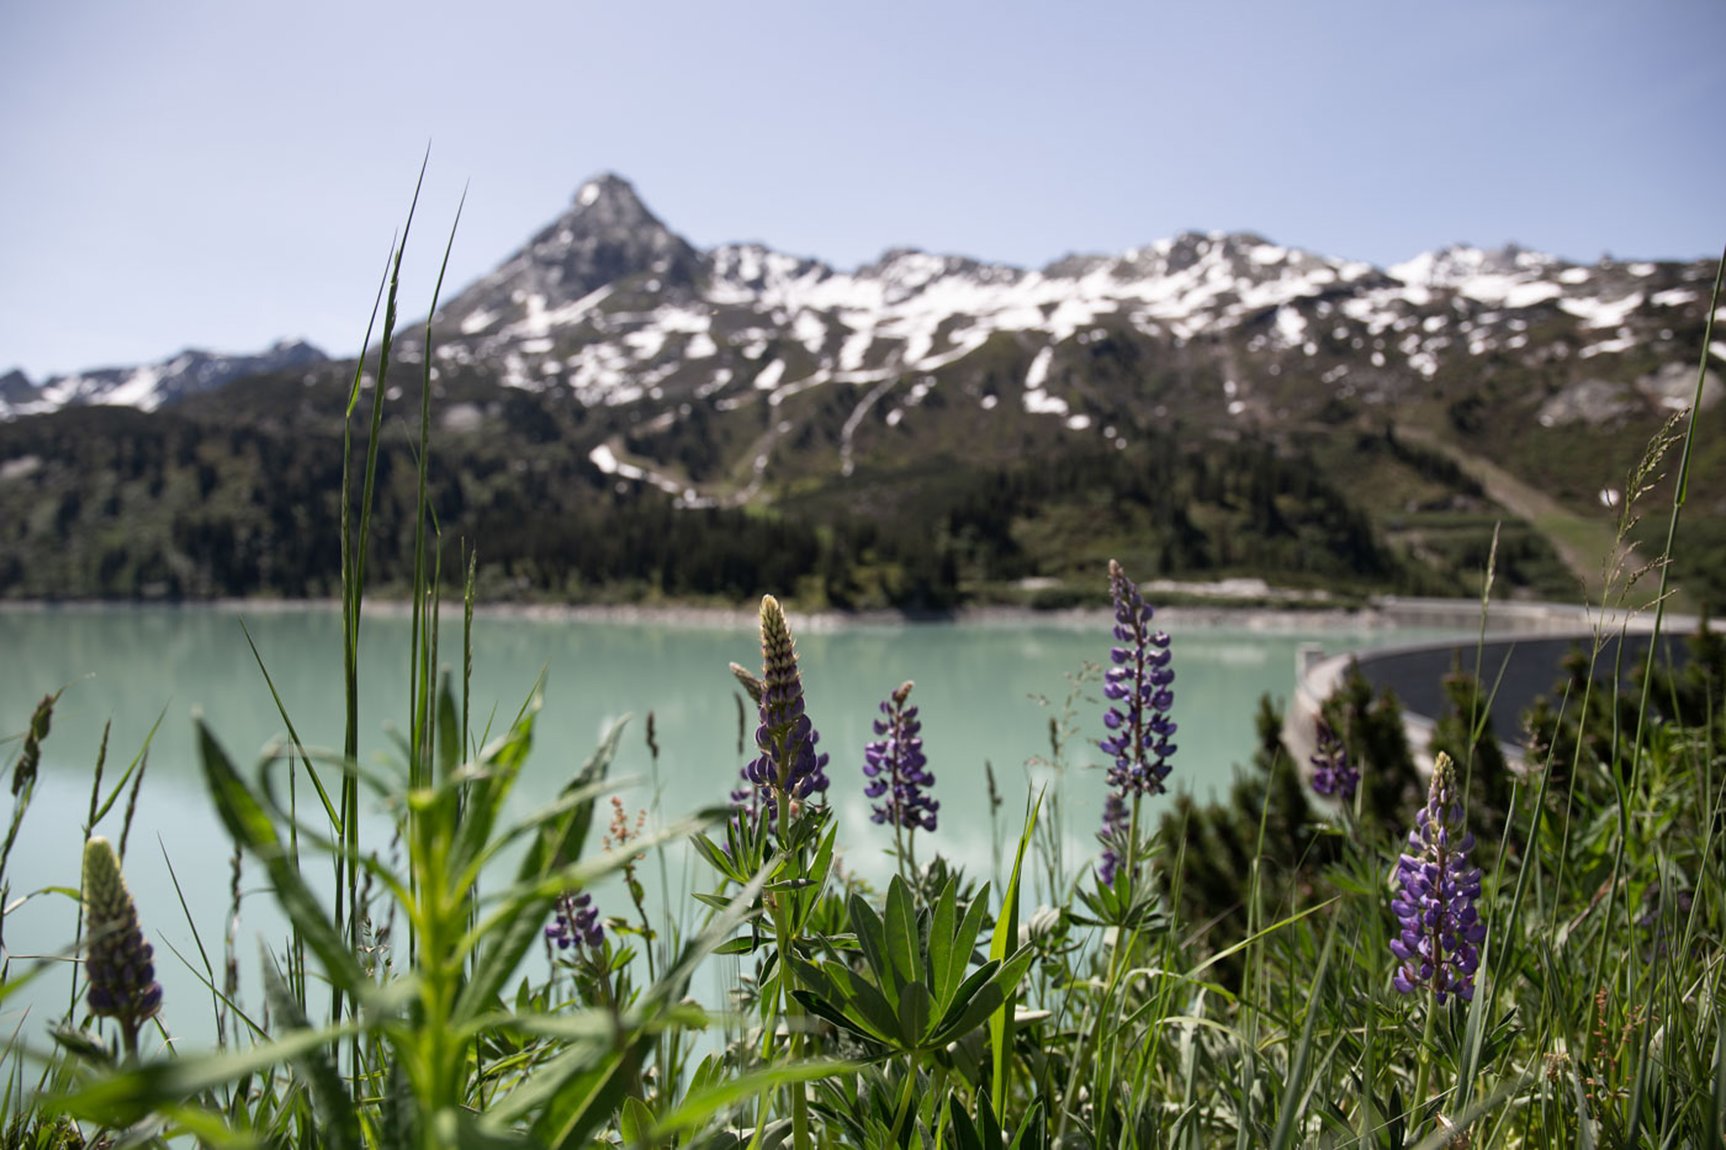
[{"xmin": 0, "ymin": 604, "xmax": 1459, "ymax": 1044}]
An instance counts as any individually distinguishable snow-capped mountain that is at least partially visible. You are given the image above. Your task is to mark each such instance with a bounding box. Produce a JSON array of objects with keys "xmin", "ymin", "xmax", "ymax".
[
  {"xmin": 6, "ymin": 174, "xmax": 1717, "ymax": 511},
  {"xmin": 392, "ymin": 175, "xmax": 1712, "ymax": 504},
  {"xmin": 423, "ymin": 175, "xmax": 1714, "ymax": 406},
  {"xmin": 0, "ymin": 339, "xmax": 328, "ymax": 418},
  {"xmin": 4, "ymin": 173, "xmax": 1722, "ymax": 608}
]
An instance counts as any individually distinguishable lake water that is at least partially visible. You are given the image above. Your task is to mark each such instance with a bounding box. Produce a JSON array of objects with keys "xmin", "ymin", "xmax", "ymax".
[{"xmin": 0, "ymin": 604, "xmax": 1456, "ymax": 1044}]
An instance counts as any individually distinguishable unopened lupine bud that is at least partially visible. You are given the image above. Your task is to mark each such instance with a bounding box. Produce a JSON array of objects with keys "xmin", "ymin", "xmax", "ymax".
[
  {"xmin": 742, "ymin": 596, "xmax": 829, "ymax": 810},
  {"xmin": 82, "ymin": 836, "xmax": 163, "ymax": 1028}
]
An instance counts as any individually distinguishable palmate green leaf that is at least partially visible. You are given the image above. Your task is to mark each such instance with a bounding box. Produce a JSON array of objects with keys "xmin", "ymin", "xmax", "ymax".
[
  {"xmin": 792, "ymin": 823, "xmax": 838, "ymax": 931},
  {"xmin": 931, "ymin": 945, "xmax": 1035, "ymax": 1049},
  {"xmin": 925, "ymin": 877, "xmax": 957, "ymax": 1004},
  {"xmin": 693, "ymin": 831, "xmax": 744, "ymax": 883},
  {"xmin": 791, "ymin": 957, "xmax": 898, "ymax": 1046},
  {"xmin": 896, "ymin": 980, "xmax": 933, "ymax": 1048},
  {"xmin": 793, "ymin": 988, "xmax": 889, "ymax": 1047},
  {"xmin": 935, "ymin": 882, "xmax": 990, "ymax": 1012},
  {"xmin": 483, "ymin": 861, "xmax": 773, "ymax": 1142},
  {"xmin": 532, "ymin": 1039, "xmax": 649, "ymax": 1150},
  {"xmin": 196, "ymin": 721, "xmax": 368, "ymax": 997}
]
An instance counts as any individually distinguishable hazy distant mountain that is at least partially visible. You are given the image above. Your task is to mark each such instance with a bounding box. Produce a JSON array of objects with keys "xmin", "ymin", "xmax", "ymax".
[{"xmin": 0, "ymin": 339, "xmax": 327, "ymax": 417}]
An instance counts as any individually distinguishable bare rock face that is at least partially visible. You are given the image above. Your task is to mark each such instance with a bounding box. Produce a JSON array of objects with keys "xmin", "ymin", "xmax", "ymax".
[
  {"xmin": 1634, "ymin": 362, "xmax": 1722, "ymax": 413},
  {"xmin": 1536, "ymin": 379, "xmax": 1640, "ymax": 428}
]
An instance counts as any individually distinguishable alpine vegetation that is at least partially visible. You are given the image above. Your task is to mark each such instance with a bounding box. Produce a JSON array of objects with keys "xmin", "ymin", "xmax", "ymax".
[
  {"xmin": 6, "ymin": 199, "xmax": 1721, "ymax": 1150},
  {"xmin": 80, "ymin": 836, "xmax": 163, "ymax": 1059},
  {"xmin": 1390, "ymin": 751, "xmax": 1486, "ymax": 1004}
]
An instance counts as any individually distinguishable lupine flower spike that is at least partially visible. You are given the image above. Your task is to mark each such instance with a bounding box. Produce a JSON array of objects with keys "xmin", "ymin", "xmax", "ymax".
[
  {"xmin": 742, "ymin": 595, "xmax": 830, "ymax": 814},
  {"xmin": 1390, "ymin": 752, "xmax": 1486, "ymax": 1004},
  {"xmin": 1100, "ymin": 560, "xmax": 1175, "ymax": 797},
  {"xmin": 864, "ymin": 681, "xmax": 937, "ymax": 833},
  {"xmin": 546, "ymin": 890, "xmax": 605, "ymax": 955},
  {"xmin": 1094, "ymin": 560, "xmax": 1175, "ymax": 882},
  {"xmin": 82, "ymin": 836, "xmax": 163, "ymax": 1057},
  {"xmin": 1310, "ymin": 719, "xmax": 1358, "ymax": 802}
]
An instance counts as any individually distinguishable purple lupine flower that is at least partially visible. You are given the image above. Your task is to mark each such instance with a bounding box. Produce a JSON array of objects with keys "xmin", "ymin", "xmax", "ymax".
[
  {"xmin": 81, "ymin": 837, "xmax": 163, "ymax": 1036},
  {"xmin": 1095, "ymin": 791, "xmax": 1131, "ymax": 885},
  {"xmin": 863, "ymin": 681, "xmax": 937, "ymax": 833},
  {"xmin": 1100, "ymin": 560, "xmax": 1175, "ymax": 798},
  {"xmin": 1390, "ymin": 752, "xmax": 1486, "ymax": 1005},
  {"xmin": 743, "ymin": 595, "xmax": 830, "ymax": 808},
  {"xmin": 1310, "ymin": 719, "xmax": 1358, "ymax": 802},
  {"xmin": 546, "ymin": 890, "xmax": 605, "ymax": 953}
]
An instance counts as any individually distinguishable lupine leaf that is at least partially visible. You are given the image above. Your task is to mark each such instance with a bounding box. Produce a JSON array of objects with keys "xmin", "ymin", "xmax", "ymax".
[
  {"xmin": 933, "ymin": 947, "xmax": 1035, "ymax": 1047},
  {"xmin": 883, "ymin": 876, "xmax": 919, "ymax": 996},
  {"xmin": 941, "ymin": 884, "xmax": 990, "ymax": 1010},
  {"xmin": 927, "ymin": 878, "xmax": 959, "ymax": 1005},
  {"xmin": 896, "ymin": 979, "xmax": 933, "ymax": 1048},
  {"xmin": 850, "ymin": 891, "xmax": 890, "ymax": 988}
]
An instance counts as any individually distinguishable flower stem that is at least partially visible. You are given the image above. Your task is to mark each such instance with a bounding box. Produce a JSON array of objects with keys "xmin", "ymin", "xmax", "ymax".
[{"xmin": 1413, "ymin": 984, "xmax": 1438, "ymax": 1132}]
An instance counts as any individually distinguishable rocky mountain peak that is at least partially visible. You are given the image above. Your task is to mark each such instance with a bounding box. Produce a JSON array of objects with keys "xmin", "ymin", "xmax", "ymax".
[
  {"xmin": 0, "ymin": 369, "xmax": 33, "ymax": 406},
  {"xmin": 434, "ymin": 173, "xmax": 703, "ymax": 336}
]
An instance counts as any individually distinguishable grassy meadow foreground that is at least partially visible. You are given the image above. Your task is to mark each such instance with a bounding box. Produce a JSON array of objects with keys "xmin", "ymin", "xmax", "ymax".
[{"xmin": 1, "ymin": 205, "xmax": 1722, "ymax": 1149}]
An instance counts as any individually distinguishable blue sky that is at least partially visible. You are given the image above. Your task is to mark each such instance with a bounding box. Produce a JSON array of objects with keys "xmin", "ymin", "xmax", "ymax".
[{"xmin": 2, "ymin": 0, "xmax": 1721, "ymax": 380}]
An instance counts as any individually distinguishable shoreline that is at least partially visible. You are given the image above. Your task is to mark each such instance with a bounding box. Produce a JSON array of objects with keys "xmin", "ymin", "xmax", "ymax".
[{"xmin": 0, "ymin": 593, "xmax": 1689, "ymax": 637}]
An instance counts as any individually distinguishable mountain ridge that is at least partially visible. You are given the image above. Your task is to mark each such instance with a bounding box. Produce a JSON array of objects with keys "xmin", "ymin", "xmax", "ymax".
[
  {"xmin": 7, "ymin": 173, "xmax": 1712, "ymax": 424},
  {"xmin": 3, "ymin": 172, "xmax": 1722, "ymax": 609}
]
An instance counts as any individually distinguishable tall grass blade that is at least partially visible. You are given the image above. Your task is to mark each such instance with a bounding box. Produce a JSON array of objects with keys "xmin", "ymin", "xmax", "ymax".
[{"xmin": 989, "ymin": 789, "xmax": 1041, "ymax": 1120}]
